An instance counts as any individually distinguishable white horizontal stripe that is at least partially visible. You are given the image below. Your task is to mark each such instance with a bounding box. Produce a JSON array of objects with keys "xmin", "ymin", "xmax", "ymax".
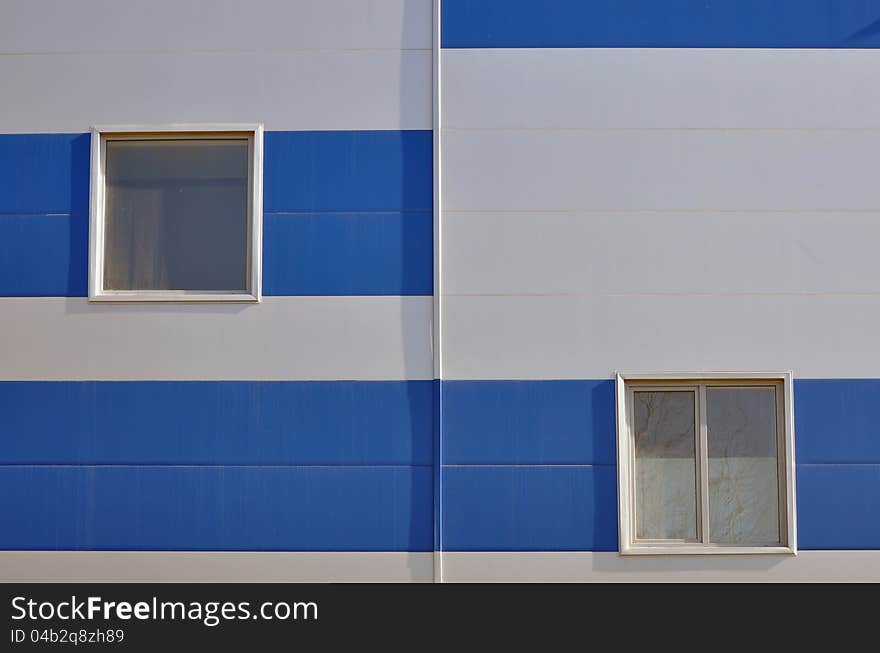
[
  {"xmin": 442, "ymin": 294, "xmax": 880, "ymax": 379},
  {"xmin": 442, "ymin": 129, "xmax": 880, "ymax": 211},
  {"xmin": 0, "ymin": 297, "xmax": 432, "ymax": 381},
  {"xmin": 0, "ymin": 50, "xmax": 430, "ymax": 133},
  {"xmin": 0, "ymin": 551, "xmax": 432, "ymax": 583},
  {"xmin": 442, "ymin": 48, "xmax": 880, "ymax": 130},
  {"xmin": 442, "ymin": 551, "xmax": 880, "ymax": 583},
  {"xmin": 443, "ymin": 211, "xmax": 880, "ymax": 295},
  {"xmin": 6, "ymin": 550, "xmax": 876, "ymax": 582},
  {"xmin": 1, "ymin": 0, "xmax": 431, "ymax": 52}
]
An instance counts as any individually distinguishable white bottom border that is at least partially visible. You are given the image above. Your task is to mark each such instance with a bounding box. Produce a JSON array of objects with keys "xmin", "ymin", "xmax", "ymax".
[
  {"xmin": 441, "ymin": 551, "xmax": 880, "ymax": 583},
  {"xmin": 3, "ymin": 551, "xmax": 879, "ymax": 583},
  {"xmin": 0, "ymin": 552, "xmax": 433, "ymax": 583}
]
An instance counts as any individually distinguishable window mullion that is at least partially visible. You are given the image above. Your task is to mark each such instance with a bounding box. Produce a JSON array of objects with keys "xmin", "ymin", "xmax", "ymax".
[{"xmin": 698, "ymin": 384, "xmax": 711, "ymax": 544}]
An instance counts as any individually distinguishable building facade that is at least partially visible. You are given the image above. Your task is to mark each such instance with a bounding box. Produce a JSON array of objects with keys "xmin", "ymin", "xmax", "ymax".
[{"xmin": 1, "ymin": 1, "xmax": 879, "ymax": 581}]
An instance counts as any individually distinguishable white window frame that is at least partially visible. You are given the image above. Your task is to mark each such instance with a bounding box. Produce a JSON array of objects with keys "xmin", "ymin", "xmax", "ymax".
[
  {"xmin": 88, "ymin": 123, "xmax": 263, "ymax": 302},
  {"xmin": 615, "ymin": 371, "xmax": 797, "ymax": 556}
]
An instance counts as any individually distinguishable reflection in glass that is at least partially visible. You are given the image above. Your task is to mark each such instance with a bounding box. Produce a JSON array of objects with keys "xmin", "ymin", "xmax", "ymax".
[
  {"xmin": 104, "ymin": 139, "xmax": 249, "ymax": 291},
  {"xmin": 633, "ymin": 391, "xmax": 697, "ymax": 540},
  {"xmin": 706, "ymin": 387, "xmax": 779, "ymax": 544}
]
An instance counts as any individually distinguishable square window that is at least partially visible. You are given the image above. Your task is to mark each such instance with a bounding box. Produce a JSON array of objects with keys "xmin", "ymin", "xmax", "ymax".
[
  {"xmin": 89, "ymin": 125, "xmax": 263, "ymax": 302},
  {"xmin": 616, "ymin": 373, "xmax": 796, "ymax": 555}
]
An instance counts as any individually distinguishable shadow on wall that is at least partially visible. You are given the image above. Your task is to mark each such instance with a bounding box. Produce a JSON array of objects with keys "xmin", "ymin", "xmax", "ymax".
[
  {"xmin": 846, "ymin": 15, "xmax": 880, "ymax": 43},
  {"xmin": 399, "ymin": 0, "xmax": 435, "ymax": 559},
  {"xmin": 67, "ymin": 133, "xmax": 90, "ymax": 296},
  {"xmin": 590, "ymin": 383, "xmax": 787, "ymax": 576},
  {"xmin": 592, "ymin": 381, "xmax": 618, "ymax": 552},
  {"xmin": 590, "ymin": 551, "xmax": 786, "ymax": 576}
]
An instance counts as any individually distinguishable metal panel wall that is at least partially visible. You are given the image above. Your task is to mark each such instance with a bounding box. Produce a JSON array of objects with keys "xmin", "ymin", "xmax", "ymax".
[
  {"xmin": 0, "ymin": 0, "xmax": 435, "ymax": 568},
  {"xmin": 438, "ymin": 0, "xmax": 880, "ymax": 577}
]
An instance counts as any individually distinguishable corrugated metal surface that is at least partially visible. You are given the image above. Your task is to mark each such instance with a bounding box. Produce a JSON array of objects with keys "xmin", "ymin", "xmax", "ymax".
[{"xmin": 3, "ymin": 0, "xmax": 880, "ymax": 578}]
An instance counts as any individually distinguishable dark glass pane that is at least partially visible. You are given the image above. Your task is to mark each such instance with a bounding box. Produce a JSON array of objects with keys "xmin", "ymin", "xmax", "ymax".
[{"xmin": 103, "ymin": 139, "xmax": 248, "ymax": 291}]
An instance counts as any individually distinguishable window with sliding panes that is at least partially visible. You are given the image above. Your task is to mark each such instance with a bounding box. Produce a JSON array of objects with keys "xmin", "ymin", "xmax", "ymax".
[{"xmin": 616, "ymin": 374, "xmax": 796, "ymax": 555}]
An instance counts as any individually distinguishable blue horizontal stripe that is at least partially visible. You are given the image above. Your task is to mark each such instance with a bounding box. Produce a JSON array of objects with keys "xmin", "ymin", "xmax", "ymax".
[
  {"xmin": 441, "ymin": 379, "xmax": 880, "ymax": 465},
  {"xmin": 0, "ymin": 131, "xmax": 433, "ymax": 296},
  {"xmin": 263, "ymin": 211, "xmax": 432, "ymax": 295},
  {"xmin": 442, "ymin": 466, "xmax": 618, "ymax": 551},
  {"xmin": 442, "ymin": 462, "xmax": 880, "ymax": 551},
  {"xmin": 0, "ymin": 213, "xmax": 87, "ymax": 296},
  {"xmin": 0, "ymin": 466, "xmax": 432, "ymax": 551},
  {"xmin": 264, "ymin": 130, "xmax": 432, "ymax": 212},
  {"xmin": 443, "ymin": 380, "xmax": 615, "ymax": 465},
  {"xmin": 442, "ymin": 1, "xmax": 880, "ymax": 49},
  {"xmin": 0, "ymin": 133, "xmax": 89, "ymax": 215},
  {"xmin": 439, "ymin": 379, "xmax": 880, "ymax": 550},
  {"xmin": 0, "ymin": 381, "xmax": 432, "ymax": 466},
  {"xmin": 795, "ymin": 379, "xmax": 880, "ymax": 464},
  {"xmin": 797, "ymin": 464, "xmax": 880, "ymax": 549}
]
